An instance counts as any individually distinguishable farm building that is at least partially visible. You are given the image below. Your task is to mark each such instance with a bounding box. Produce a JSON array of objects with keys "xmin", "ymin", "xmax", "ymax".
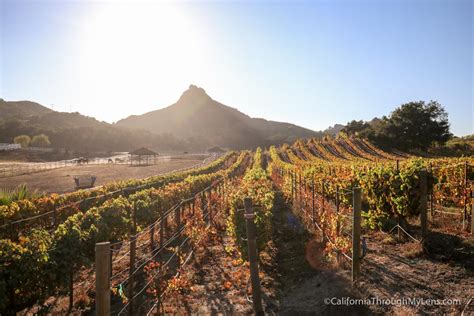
[{"xmin": 129, "ymin": 147, "xmax": 159, "ymax": 165}]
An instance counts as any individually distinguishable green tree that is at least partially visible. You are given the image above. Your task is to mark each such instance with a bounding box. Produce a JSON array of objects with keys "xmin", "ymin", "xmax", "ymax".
[
  {"xmin": 341, "ymin": 120, "xmax": 371, "ymax": 136},
  {"xmin": 31, "ymin": 134, "xmax": 51, "ymax": 147},
  {"xmin": 13, "ymin": 135, "xmax": 31, "ymax": 148},
  {"xmin": 383, "ymin": 101, "xmax": 452, "ymax": 150},
  {"xmin": 343, "ymin": 101, "xmax": 452, "ymax": 152}
]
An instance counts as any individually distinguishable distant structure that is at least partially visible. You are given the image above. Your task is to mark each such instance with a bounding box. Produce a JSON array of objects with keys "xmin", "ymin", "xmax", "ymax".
[
  {"xmin": 206, "ymin": 146, "xmax": 226, "ymax": 154},
  {"xmin": 129, "ymin": 147, "xmax": 159, "ymax": 165},
  {"xmin": 0, "ymin": 143, "xmax": 21, "ymax": 151}
]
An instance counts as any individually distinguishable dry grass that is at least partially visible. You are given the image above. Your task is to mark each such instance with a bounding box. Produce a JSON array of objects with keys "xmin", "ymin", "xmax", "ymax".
[{"xmin": 0, "ymin": 155, "xmax": 207, "ymax": 194}]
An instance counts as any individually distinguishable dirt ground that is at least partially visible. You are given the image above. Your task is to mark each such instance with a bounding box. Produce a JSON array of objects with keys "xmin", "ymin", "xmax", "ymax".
[
  {"xmin": 359, "ymin": 231, "xmax": 473, "ymax": 315},
  {"xmin": 160, "ymin": 191, "xmax": 474, "ymax": 315},
  {"xmin": 0, "ymin": 156, "xmax": 208, "ymax": 194},
  {"xmin": 160, "ymin": 192, "xmax": 367, "ymax": 315}
]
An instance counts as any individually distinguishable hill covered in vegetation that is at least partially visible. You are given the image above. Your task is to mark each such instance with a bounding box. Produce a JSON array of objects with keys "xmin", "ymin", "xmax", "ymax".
[
  {"xmin": 0, "ymin": 88, "xmax": 321, "ymax": 152},
  {"xmin": 116, "ymin": 85, "xmax": 320, "ymax": 149}
]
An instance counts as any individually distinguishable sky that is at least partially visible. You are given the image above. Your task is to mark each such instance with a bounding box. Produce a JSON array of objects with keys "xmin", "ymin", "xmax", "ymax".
[{"xmin": 0, "ymin": 0, "xmax": 472, "ymax": 136}]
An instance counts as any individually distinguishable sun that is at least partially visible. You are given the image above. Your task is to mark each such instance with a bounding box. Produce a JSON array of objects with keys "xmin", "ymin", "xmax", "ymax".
[{"xmin": 76, "ymin": 2, "xmax": 209, "ymax": 120}]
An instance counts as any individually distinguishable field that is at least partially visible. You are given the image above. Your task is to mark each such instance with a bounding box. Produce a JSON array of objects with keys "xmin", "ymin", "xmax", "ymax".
[
  {"xmin": 0, "ymin": 154, "xmax": 209, "ymax": 194},
  {"xmin": 0, "ymin": 138, "xmax": 473, "ymax": 315}
]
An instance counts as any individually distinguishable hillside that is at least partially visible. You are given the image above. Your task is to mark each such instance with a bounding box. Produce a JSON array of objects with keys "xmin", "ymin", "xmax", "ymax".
[
  {"xmin": 0, "ymin": 101, "xmax": 186, "ymax": 152},
  {"xmin": 116, "ymin": 85, "xmax": 321, "ymax": 149},
  {"xmin": 0, "ymin": 86, "xmax": 322, "ymax": 152},
  {"xmin": 0, "ymin": 99, "xmax": 53, "ymax": 122}
]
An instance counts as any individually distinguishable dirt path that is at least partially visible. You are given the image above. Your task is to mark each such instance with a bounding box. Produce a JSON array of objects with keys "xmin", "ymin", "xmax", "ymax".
[
  {"xmin": 270, "ymin": 192, "xmax": 369, "ymax": 315},
  {"xmin": 0, "ymin": 157, "xmax": 206, "ymax": 194},
  {"xmin": 358, "ymin": 232, "xmax": 474, "ymax": 314}
]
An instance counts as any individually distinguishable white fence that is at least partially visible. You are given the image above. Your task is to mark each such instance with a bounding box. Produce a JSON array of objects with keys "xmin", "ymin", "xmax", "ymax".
[
  {"xmin": 0, "ymin": 154, "xmax": 213, "ymax": 178},
  {"xmin": 0, "ymin": 143, "xmax": 21, "ymax": 151}
]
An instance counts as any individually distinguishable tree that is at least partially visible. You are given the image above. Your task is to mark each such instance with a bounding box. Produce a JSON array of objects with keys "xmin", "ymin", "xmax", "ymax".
[
  {"xmin": 13, "ymin": 135, "xmax": 31, "ymax": 148},
  {"xmin": 383, "ymin": 101, "xmax": 452, "ymax": 151},
  {"xmin": 342, "ymin": 101, "xmax": 452, "ymax": 152},
  {"xmin": 31, "ymin": 134, "xmax": 51, "ymax": 147},
  {"xmin": 341, "ymin": 120, "xmax": 371, "ymax": 136}
]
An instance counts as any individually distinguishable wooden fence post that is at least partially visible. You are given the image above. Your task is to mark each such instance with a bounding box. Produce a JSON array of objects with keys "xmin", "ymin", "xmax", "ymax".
[
  {"xmin": 208, "ymin": 188, "xmax": 213, "ymax": 225},
  {"xmin": 291, "ymin": 171, "xmax": 294, "ymax": 200},
  {"xmin": 150, "ymin": 222, "xmax": 155, "ymax": 252},
  {"xmin": 128, "ymin": 235, "xmax": 137, "ymax": 316},
  {"xmin": 160, "ymin": 212, "xmax": 165, "ymax": 249},
  {"xmin": 243, "ymin": 198, "xmax": 264, "ymax": 315},
  {"xmin": 311, "ymin": 177, "xmax": 315, "ymax": 222},
  {"xmin": 52, "ymin": 204, "xmax": 57, "ymax": 228},
  {"xmin": 299, "ymin": 173, "xmax": 302, "ymax": 204},
  {"xmin": 336, "ymin": 185, "xmax": 341, "ymax": 265},
  {"xmin": 95, "ymin": 242, "xmax": 111, "ymax": 316},
  {"xmin": 463, "ymin": 162, "xmax": 468, "ymax": 230},
  {"xmin": 322, "ymin": 182, "xmax": 325, "ymax": 212},
  {"xmin": 336, "ymin": 186, "xmax": 340, "ymax": 237},
  {"xmin": 132, "ymin": 204, "xmax": 137, "ymax": 235},
  {"xmin": 420, "ymin": 170, "xmax": 428, "ymax": 239},
  {"xmin": 471, "ymin": 185, "xmax": 473, "ymax": 235},
  {"xmin": 352, "ymin": 187, "xmax": 362, "ymax": 283},
  {"xmin": 176, "ymin": 203, "xmax": 182, "ymax": 267},
  {"xmin": 69, "ymin": 267, "xmax": 74, "ymax": 310}
]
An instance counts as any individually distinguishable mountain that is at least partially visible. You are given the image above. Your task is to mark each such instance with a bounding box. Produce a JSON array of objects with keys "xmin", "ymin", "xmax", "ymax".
[
  {"xmin": 116, "ymin": 85, "xmax": 320, "ymax": 149},
  {"xmin": 0, "ymin": 99, "xmax": 53, "ymax": 122},
  {"xmin": 0, "ymin": 85, "xmax": 321, "ymax": 151},
  {"xmin": 0, "ymin": 100, "xmax": 186, "ymax": 152}
]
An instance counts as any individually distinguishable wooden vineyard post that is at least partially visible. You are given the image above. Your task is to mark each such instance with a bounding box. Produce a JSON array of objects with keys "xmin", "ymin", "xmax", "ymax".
[
  {"xmin": 335, "ymin": 186, "xmax": 341, "ymax": 266},
  {"xmin": 95, "ymin": 242, "xmax": 111, "ymax": 316},
  {"xmin": 293, "ymin": 171, "xmax": 297, "ymax": 202},
  {"xmin": 321, "ymin": 182, "xmax": 326, "ymax": 242},
  {"xmin": 52, "ymin": 204, "xmax": 57, "ymax": 228},
  {"xmin": 311, "ymin": 177, "xmax": 315, "ymax": 222},
  {"xmin": 463, "ymin": 162, "xmax": 468, "ymax": 230},
  {"xmin": 243, "ymin": 198, "xmax": 264, "ymax": 315},
  {"xmin": 291, "ymin": 171, "xmax": 294, "ymax": 201},
  {"xmin": 352, "ymin": 187, "xmax": 362, "ymax": 283},
  {"xmin": 428, "ymin": 162, "xmax": 434, "ymax": 220},
  {"xmin": 294, "ymin": 172, "xmax": 297, "ymax": 203},
  {"xmin": 128, "ymin": 235, "xmax": 137, "ymax": 316},
  {"xmin": 208, "ymin": 188, "xmax": 213, "ymax": 225},
  {"xmin": 396, "ymin": 160, "xmax": 399, "ymax": 171},
  {"xmin": 150, "ymin": 222, "xmax": 155, "ymax": 252},
  {"xmin": 201, "ymin": 191, "xmax": 208, "ymax": 223},
  {"xmin": 430, "ymin": 186, "xmax": 434, "ymax": 220},
  {"xmin": 109, "ymin": 247, "xmax": 113, "ymax": 278},
  {"xmin": 132, "ymin": 203, "xmax": 137, "ymax": 234},
  {"xmin": 299, "ymin": 173, "xmax": 302, "ymax": 205},
  {"xmin": 420, "ymin": 170, "xmax": 428, "ymax": 240},
  {"xmin": 322, "ymin": 182, "xmax": 325, "ymax": 213},
  {"xmin": 69, "ymin": 267, "xmax": 74, "ymax": 310},
  {"xmin": 176, "ymin": 203, "xmax": 182, "ymax": 267},
  {"xmin": 302, "ymin": 176, "xmax": 306, "ymax": 210},
  {"xmin": 471, "ymin": 185, "xmax": 474, "ymax": 235},
  {"xmin": 160, "ymin": 212, "xmax": 165, "ymax": 249}
]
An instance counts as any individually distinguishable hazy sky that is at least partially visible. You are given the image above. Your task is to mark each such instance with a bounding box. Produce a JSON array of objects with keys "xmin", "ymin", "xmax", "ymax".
[{"xmin": 1, "ymin": 0, "xmax": 472, "ymax": 135}]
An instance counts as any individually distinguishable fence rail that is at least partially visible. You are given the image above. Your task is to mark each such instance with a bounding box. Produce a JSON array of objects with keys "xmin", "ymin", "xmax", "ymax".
[{"xmin": 0, "ymin": 153, "xmax": 216, "ymax": 178}]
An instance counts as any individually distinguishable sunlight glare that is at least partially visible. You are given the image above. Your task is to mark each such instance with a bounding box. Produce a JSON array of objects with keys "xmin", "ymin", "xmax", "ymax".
[{"xmin": 77, "ymin": 2, "xmax": 208, "ymax": 120}]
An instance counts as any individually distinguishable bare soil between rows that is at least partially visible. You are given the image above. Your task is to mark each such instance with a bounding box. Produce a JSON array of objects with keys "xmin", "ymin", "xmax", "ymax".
[{"xmin": 160, "ymin": 191, "xmax": 473, "ymax": 315}]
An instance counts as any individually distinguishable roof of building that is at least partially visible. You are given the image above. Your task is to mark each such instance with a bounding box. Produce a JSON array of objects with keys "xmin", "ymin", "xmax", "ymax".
[{"xmin": 129, "ymin": 147, "xmax": 158, "ymax": 156}]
